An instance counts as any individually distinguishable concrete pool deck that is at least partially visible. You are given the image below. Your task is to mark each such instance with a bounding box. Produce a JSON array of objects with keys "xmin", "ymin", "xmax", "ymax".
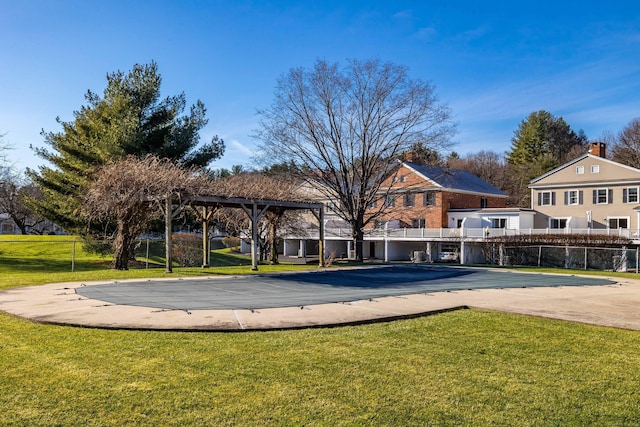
[{"xmin": 0, "ymin": 265, "xmax": 639, "ymax": 331}]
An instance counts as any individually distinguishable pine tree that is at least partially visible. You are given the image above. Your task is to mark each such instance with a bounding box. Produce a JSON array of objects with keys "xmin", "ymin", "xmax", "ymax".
[
  {"xmin": 27, "ymin": 62, "xmax": 224, "ymax": 234},
  {"xmin": 506, "ymin": 110, "xmax": 585, "ymax": 167},
  {"xmin": 505, "ymin": 110, "xmax": 586, "ymax": 207}
]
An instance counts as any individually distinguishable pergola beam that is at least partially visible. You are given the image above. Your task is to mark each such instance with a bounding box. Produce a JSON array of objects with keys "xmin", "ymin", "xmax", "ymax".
[{"xmin": 163, "ymin": 194, "xmax": 324, "ymax": 272}]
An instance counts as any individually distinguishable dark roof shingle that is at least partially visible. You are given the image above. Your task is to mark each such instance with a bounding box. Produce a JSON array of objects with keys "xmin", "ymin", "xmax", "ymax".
[{"xmin": 405, "ymin": 162, "xmax": 507, "ymax": 197}]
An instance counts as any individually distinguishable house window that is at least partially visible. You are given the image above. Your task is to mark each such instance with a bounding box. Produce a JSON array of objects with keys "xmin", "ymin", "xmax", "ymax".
[
  {"xmin": 593, "ymin": 188, "xmax": 610, "ymax": 204},
  {"xmin": 591, "ymin": 165, "xmax": 600, "ymax": 173},
  {"xmin": 623, "ymin": 187, "xmax": 639, "ymax": 203},
  {"xmin": 609, "ymin": 217, "xmax": 629, "ymax": 229},
  {"xmin": 368, "ymin": 199, "xmax": 377, "ymax": 209},
  {"xmin": 423, "ymin": 192, "xmax": 436, "ymax": 207},
  {"xmin": 400, "ymin": 175, "xmax": 407, "ymax": 183},
  {"xmin": 538, "ymin": 191, "xmax": 555, "ymax": 206},
  {"xmin": 403, "ymin": 193, "xmax": 415, "ymax": 207},
  {"xmin": 373, "ymin": 220, "xmax": 386, "ymax": 229},
  {"xmin": 576, "ymin": 166, "xmax": 584, "ymax": 174},
  {"xmin": 385, "ymin": 195, "xmax": 395, "ymax": 208},
  {"xmin": 480, "ymin": 198, "xmax": 488, "ymax": 208},
  {"xmin": 565, "ymin": 190, "xmax": 582, "ymax": 205},
  {"xmin": 549, "ymin": 218, "xmax": 567, "ymax": 229},
  {"xmin": 491, "ymin": 218, "xmax": 507, "ymax": 228},
  {"xmin": 412, "ymin": 218, "xmax": 426, "ymax": 228}
]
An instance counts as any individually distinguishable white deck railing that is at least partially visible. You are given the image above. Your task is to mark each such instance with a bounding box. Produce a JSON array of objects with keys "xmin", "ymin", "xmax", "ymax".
[{"xmin": 288, "ymin": 227, "xmax": 640, "ymax": 240}]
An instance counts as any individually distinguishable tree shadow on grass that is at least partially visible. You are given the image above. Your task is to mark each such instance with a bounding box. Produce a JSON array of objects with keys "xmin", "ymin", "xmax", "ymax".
[
  {"xmin": 0, "ymin": 256, "xmax": 107, "ymax": 273},
  {"xmin": 210, "ymin": 251, "xmax": 252, "ymax": 267}
]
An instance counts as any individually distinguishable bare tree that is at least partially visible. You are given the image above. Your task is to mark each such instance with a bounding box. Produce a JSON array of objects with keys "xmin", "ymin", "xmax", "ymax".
[
  {"xmin": 610, "ymin": 118, "xmax": 640, "ymax": 168},
  {"xmin": 0, "ymin": 174, "xmax": 47, "ymax": 234},
  {"xmin": 213, "ymin": 172, "xmax": 308, "ymax": 264},
  {"xmin": 257, "ymin": 58, "xmax": 456, "ymax": 260},
  {"xmin": 447, "ymin": 150, "xmax": 507, "ymax": 190},
  {"xmin": 0, "ymin": 133, "xmax": 8, "ymax": 168},
  {"xmin": 83, "ymin": 156, "xmax": 209, "ymax": 270}
]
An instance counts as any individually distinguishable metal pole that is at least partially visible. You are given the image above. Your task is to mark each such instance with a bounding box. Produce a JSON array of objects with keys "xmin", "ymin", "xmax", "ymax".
[
  {"xmin": 584, "ymin": 247, "xmax": 587, "ymax": 270},
  {"xmin": 537, "ymin": 245, "xmax": 542, "ymax": 267},
  {"xmin": 71, "ymin": 240, "xmax": 76, "ymax": 272},
  {"xmin": 145, "ymin": 238, "xmax": 150, "ymax": 269}
]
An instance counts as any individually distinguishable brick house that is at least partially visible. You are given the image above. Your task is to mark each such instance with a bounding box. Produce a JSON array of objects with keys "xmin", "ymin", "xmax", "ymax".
[
  {"xmin": 369, "ymin": 160, "xmax": 507, "ymax": 230},
  {"xmin": 284, "ymin": 159, "xmax": 511, "ymax": 263}
]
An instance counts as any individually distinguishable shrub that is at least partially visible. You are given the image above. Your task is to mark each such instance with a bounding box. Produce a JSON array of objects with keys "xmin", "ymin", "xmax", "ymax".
[
  {"xmin": 172, "ymin": 233, "xmax": 202, "ymax": 267},
  {"xmin": 222, "ymin": 236, "xmax": 241, "ymax": 250}
]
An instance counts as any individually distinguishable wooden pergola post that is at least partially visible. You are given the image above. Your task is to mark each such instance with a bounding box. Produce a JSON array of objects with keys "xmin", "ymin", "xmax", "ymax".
[
  {"xmin": 312, "ymin": 206, "xmax": 326, "ymax": 267},
  {"xmin": 251, "ymin": 203, "xmax": 259, "ymax": 270},
  {"xmin": 202, "ymin": 206, "xmax": 210, "ymax": 268},
  {"xmin": 238, "ymin": 202, "xmax": 270, "ymax": 271},
  {"xmin": 166, "ymin": 195, "xmax": 323, "ymax": 272},
  {"xmin": 165, "ymin": 197, "xmax": 173, "ymax": 273}
]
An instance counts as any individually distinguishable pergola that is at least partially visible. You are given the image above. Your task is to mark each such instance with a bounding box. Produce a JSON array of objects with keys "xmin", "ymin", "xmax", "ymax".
[{"xmin": 163, "ymin": 195, "xmax": 325, "ymax": 271}]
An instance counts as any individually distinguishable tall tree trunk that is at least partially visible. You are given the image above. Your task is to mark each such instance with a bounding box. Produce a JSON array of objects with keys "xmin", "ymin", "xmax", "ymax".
[
  {"xmin": 352, "ymin": 223, "xmax": 365, "ymax": 262},
  {"xmin": 16, "ymin": 222, "xmax": 28, "ymax": 235},
  {"xmin": 268, "ymin": 220, "xmax": 279, "ymax": 264},
  {"xmin": 112, "ymin": 220, "xmax": 130, "ymax": 270}
]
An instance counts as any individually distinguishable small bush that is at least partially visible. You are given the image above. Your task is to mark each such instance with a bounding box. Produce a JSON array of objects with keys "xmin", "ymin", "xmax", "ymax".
[
  {"xmin": 222, "ymin": 236, "xmax": 241, "ymax": 250},
  {"xmin": 172, "ymin": 233, "xmax": 202, "ymax": 267}
]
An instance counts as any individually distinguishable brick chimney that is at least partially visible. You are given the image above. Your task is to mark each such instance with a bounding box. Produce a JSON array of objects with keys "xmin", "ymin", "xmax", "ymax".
[{"xmin": 588, "ymin": 142, "xmax": 606, "ymax": 158}]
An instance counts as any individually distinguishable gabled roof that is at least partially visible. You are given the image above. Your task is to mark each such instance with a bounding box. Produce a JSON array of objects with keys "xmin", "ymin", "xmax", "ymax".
[
  {"xmin": 530, "ymin": 153, "xmax": 640, "ymax": 185},
  {"xmin": 403, "ymin": 161, "xmax": 507, "ymax": 197}
]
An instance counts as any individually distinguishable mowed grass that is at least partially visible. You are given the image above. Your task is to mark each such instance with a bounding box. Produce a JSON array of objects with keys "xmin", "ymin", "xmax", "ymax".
[
  {"xmin": 2, "ymin": 310, "xmax": 640, "ymax": 425},
  {"xmin": 1, "ymin": 235, "xmax": 640, "ymax": 425},
  {"xmin": 0, "ymin": 236, "xmax": 317, "ymax": 289}
]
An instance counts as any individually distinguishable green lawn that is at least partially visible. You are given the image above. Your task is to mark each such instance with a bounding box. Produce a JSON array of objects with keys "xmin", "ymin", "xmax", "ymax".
[
  {"xmin": 1, "ymin": 236, "xmax": 640, "ymax": 425},
  {"xmin": 0, "ymin": 236, "xmax": 317, "ymax": 289}
]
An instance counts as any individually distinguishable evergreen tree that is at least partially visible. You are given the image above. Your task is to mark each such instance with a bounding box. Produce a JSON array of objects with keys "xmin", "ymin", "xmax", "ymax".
[
  {"xmin": 506, "ymin": 110, "xmax": 586, "ymax": 207},
  {"xmin": 506, "ymin": 110, "xmax": 585, "ymax": 166},
  {"xmin": 27, "ymin": 62, "xmax": 224, "ymax": 234}
]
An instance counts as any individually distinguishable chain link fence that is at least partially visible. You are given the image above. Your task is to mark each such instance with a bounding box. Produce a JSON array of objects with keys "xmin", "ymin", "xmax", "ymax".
[
  {"xmin": 0, "ymin": 236, "xmax": 231, "ymax": 272},
  {"xmin": 499, "ymin": 245, "xmax": 638, "ymax": 272}
]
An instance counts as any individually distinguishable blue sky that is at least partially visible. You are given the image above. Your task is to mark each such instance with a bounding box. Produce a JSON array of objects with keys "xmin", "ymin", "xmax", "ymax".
[{"xmin": 1, "ymin": 1, "xmax": 639, "ymax": 172}]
